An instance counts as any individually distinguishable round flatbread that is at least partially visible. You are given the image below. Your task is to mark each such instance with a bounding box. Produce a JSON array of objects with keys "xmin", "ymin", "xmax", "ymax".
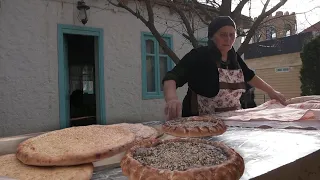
[
  {"xmin": 16, "ymin": 125, "xmax": 135, "ymax": 166},
  {"xmin": 121, "ymin": 138, "xmax": 245, "ymax": 180},
  {"xmin": 0, "ymin": 154, "xmax": 93, "ymax": 180},
  {"xmin": 109, "ymin": 123, "xmax": 159, "ymax": 141},
  {"xmin": 162, "ymin": 115, "xmax": 227, "ymax": 137}
]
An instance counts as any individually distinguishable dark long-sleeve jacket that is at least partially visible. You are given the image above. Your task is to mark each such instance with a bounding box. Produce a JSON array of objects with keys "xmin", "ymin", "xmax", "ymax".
[{"xmin": 162, "ymin": 45, "xmax": 255, "ymax": 117}]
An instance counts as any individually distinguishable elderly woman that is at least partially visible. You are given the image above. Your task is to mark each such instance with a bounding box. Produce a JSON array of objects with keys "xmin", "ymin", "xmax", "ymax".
[{"xmin": 162, "ymin": 16, "xmax": 286, "ymax": 120}]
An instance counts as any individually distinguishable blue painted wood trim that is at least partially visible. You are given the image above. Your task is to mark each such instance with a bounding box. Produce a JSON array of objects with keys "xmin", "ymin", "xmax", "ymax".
[
  {"xmin": 140, "ymin": 32, "xmax": 150, "ymax": 99},
  {"xmin": 57, "ymin": 24, "xmax": 106, "ymax": 128},
  {"xmin": 141, "ymin": 32, "xmax": 173, "ymax": 100},
  {"xmin": 57, "ymin": 25, "xmax": 68, "ymax": 129},
  {"xmin": 169, "ymin": 34, "xmax": 175, "ymax": 68},
  {"xmin": 97, "ymin": 29, "xmax": 106, "ymax": 125}
]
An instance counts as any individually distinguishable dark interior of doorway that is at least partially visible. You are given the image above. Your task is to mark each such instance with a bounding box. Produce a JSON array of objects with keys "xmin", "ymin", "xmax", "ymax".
[{"xmin": 65, "ymin": 34, "xmax": 97, "ymax": 126}]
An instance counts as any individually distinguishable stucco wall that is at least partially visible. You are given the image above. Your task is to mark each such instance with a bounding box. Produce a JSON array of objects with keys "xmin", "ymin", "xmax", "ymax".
[
  {"xmin": 245, "ymin": 52, "xmax": 302, "ymax": 105},
  {"xmin": 0, "ymin": 0, "xmax": 242, "ymax": 137}
]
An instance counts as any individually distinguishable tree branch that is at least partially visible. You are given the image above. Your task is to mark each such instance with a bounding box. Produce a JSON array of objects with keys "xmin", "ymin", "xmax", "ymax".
[
  {"xmin": 219, "ymin": 0, "xmax": 232, "ymax": 16},
  {"xmin": 167, "ymin": 0, "xmax": 199, "ymax": 48},
  {"xmin": 206, "ymin": 0, "xmax": 221, "ymax": 8},
  {"xmin": 261, "ymin": 0, "xmax": 271, "ymax": 13},
  {"xmin": 107, "ymin": 0, "xmax": 148, "ymax": 24},
  {"xmin": 237, "ymin": 0, "xmax": 288, "ymax": 55},
  {"xmin": 191, "ymin": 0, "xmax": 215, "ymax": 20},
  {"xmin": 108, "ymin": 0, "xmax": 180, "ymax": 63},
  {"xmin": 145, "ymin": 0, "xmax": 154, "ymax": 23},
  {"xmin": 187, "ymin": 3, "xmax": 210, "ymax": 26},
  {"xmin": 231, "ymin": 0, "xmax": 250, "ymax": 20}
]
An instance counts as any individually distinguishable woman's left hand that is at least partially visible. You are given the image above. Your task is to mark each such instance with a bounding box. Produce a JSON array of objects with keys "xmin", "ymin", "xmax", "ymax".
[{"xmin": 268, "ymin": 90, "xmax": 287, "ymax": 105}]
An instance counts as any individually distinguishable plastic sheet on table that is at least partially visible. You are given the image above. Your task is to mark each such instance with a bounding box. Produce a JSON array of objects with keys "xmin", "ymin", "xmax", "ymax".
[{"xmin": 92, "ymin": 167, "xmax": 125, "ymax": 180}]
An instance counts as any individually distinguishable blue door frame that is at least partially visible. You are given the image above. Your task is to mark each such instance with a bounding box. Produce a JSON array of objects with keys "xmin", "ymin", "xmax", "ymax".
[{"xmin": 57, "ymin": 24, "xmax": 106, "ymax": 129}]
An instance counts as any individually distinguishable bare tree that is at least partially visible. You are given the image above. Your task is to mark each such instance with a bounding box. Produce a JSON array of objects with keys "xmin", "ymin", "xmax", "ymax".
[{"xmin": 107, "ymin": 0, "xmax": 289, "ymax": 64}]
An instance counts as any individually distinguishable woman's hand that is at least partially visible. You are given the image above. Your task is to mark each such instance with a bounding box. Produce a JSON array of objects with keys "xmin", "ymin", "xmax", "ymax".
[
  {"xmin": 248, "ymin": 76, "xmax": 287, "ymax": 105},
  {"xmin": 268, "ymin": 90, "xmax": 287, "ymax": 105},
  {"xmin": 164, "ymin": 99, "xmax": 182, "ymax": 121},
  {"xmin": 163, "ymin": 80, "xmax": 182, "ymax": 120}
]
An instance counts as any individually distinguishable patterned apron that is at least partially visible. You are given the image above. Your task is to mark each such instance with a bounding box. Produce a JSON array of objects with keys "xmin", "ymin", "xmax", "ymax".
[{"xmin": 195, "ymin": 63, "xmax": 246, "ymax": 115}]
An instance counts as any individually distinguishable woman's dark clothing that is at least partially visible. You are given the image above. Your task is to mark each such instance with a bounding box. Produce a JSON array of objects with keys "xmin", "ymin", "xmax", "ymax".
[
  {"xmin": 240, "ymin": 83, "xmax": 257, "ymax": 109},
  {"xmin": 162, "ymin": 45, "xmax": 255, "ymax": 117}
]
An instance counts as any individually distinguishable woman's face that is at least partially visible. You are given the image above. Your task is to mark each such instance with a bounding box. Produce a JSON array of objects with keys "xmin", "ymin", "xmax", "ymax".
[{"xmin": 211, "ymin": 26, "xmax": 236, "ymax": 54}]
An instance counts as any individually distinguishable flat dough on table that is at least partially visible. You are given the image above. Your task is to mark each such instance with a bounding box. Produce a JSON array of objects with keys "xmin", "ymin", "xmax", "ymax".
[
  {"xmin": 0, "ymin": 154, "xmax": 93, "ymax": 180},
  {"xmin": 108, "ymin": 123, "xmax": 159, "ymax": 141},
  {"xmin": 16, "ymin": 125, "xmax": 135, "ymax": 166}
]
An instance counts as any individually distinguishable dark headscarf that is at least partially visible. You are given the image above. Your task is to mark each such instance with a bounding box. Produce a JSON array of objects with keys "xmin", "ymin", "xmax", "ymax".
[
  {"xmin": 207, "ymin": 16, "xmax": 236, "ymax": 39},
  {"xmin": 206, "ymin": 16, "xmax": 239, "ymax": 68}
]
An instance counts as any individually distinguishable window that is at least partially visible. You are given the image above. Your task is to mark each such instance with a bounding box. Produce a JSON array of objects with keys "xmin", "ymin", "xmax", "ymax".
[
  {"xmin": 253, "ymin": 32, "xmax": 262, "ymax": 43},
  {"xmin": 141, "ymin": 32, "xmax": 174, "ymax": 99},
  {"xmin": 266, "ymin": 26, "xmax": 277, "ymax": 40},
  {"xmin": 284, "ymin": 24, "xmax": 291, "ymax": 37},
  {"xmin": 82, "ymin": 66, "xmax": 94, "ymax": 94},
  {"xmin": 186, "ymin": 38, "xmax": 208, "ymax": 47},
  {"xmin": 69, "ymin": 65, "xmax": 94, "ymax": 95},
  {"xmin": 198, "ymin": 38, "xmax": 208, "ymax": 46},
  {"xmin": 275, "ymin": 67, "xmax": 290, "ymax": 73}
]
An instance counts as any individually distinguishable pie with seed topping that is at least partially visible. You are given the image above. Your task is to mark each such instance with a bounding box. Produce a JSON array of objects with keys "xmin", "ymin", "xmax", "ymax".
[
  {"xmin": 162, "ymin": 115, "xmax": 227, "ymax": 137},
  {"xmin": 121, "ymin": 138, "xmax": 245, "ymax": 180}
]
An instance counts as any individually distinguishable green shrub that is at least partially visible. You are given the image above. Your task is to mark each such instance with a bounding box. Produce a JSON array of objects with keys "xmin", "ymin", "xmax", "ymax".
[{"xmin": 300, "ymin": 35, "xmax": 320, "ymax": 95}]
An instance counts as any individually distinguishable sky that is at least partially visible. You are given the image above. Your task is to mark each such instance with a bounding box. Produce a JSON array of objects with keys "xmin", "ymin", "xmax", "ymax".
[{"xmin": 236, "ymin": 0, "xmax": 320, "ymax": 33}]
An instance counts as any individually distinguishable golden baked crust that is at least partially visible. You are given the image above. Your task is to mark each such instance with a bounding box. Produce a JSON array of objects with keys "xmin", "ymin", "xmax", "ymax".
[
  {"xmin": 121, "ymin": 138, "xmax": 245, "ymax": 180},
  {"xmin": 16, "ymin": 125, "xmax": 135, "ymax": 166},
  {"xmin": 0, "ymin": 154, "xmax": 93, "ymax": 180},
  {"xmin": 162, "ymin": 115, "xmax": 227, "ymax": 137},
  {"xmin": 108, "ymin": 123, "xmax": 160, "ymax": 141}
]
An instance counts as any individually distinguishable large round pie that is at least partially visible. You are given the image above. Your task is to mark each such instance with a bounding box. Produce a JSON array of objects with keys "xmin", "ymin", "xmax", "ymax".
[
  {"xmin": 162, "ymin": 115, "xmax": 227, "ymax": 137},
  {"xmin": 121, "ymin": 138, "xmax": 244, "ymax": 180}
]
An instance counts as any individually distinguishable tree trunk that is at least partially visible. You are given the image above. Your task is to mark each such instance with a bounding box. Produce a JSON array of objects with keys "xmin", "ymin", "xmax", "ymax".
[{"xmin": 219, "ymin": 0, "xmax": 232, "ymax": 16}]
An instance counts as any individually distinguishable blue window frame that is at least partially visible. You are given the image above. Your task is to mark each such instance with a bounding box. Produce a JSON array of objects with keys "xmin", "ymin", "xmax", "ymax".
[
  {"xmin": 141, "ymin": 32, "xmax": 174, "ymax": 99},
  {"xmin": 198, "ymin": 38, "xmax": 208, "ymax": 46},
  {"xmin": 187, "ymin": 38, "xmax": 208, "ymax": 46}
]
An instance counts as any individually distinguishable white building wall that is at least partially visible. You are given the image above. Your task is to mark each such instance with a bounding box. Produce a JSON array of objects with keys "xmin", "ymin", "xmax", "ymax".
[
  {"xmin": 0, "ymin": 0, "xmax": 191, "ymax": 136},
  {"xmin": 0, "ymin": 0, "xmax": 241, "ymax": 137}
]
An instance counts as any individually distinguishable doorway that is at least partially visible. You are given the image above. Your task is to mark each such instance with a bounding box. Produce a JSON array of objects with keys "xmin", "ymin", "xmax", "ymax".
[
  {"xmin": 67, "ymin": 34, "xmax": 96, "ymax": 126},
  {"xmin": 58, "ymin": 24, "xmax": 106, "ymax": 129}
]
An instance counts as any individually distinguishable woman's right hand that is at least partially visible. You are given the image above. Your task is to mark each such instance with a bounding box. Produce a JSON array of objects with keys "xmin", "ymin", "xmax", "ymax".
[{"xmin": 164, "ymin": 99, "xmax": 182, "ymax": 121}]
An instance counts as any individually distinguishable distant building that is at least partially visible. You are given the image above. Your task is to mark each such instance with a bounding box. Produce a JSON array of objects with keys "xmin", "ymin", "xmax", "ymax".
[
  {"xmin": 301, "ymin": 21, "xmax": 320, "ymax": 37},
  {"xmin": 244, "ymin": 32, "xmax": 315, "ymax": 105},
  {"xmin": 251, "ymin": 11, "xmax": 297, "ymax": 43}
]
